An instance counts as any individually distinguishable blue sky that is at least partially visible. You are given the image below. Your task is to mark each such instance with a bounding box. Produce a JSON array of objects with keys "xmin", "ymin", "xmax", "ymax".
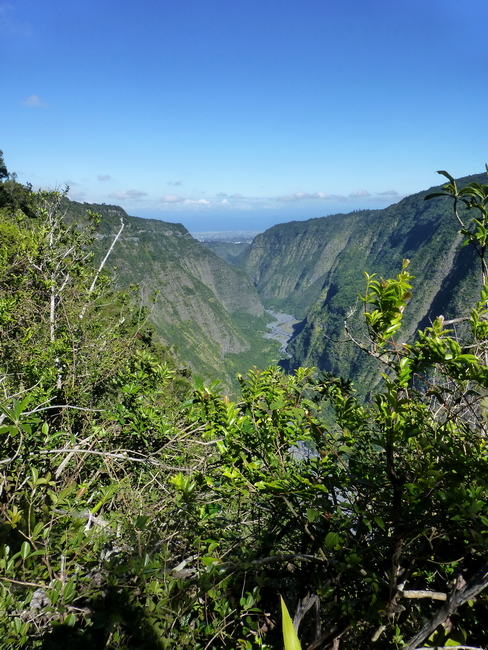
[{"xmin": 2, "ymin": 0, "xmax": 488, "ymax": 232}]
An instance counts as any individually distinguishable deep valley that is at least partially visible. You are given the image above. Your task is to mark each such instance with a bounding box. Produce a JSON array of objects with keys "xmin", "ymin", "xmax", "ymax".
[{"xmin": 65, "ymin": 170, "xmax": 485, "ymax": 394}]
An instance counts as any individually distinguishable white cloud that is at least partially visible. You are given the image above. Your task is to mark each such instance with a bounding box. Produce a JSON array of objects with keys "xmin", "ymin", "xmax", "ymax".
[
  {"xmin": 68, "ymin": 189, "xmax": 86, "ymax": 200},
  {"xmin": 217, "ymin": 192, "xmax": 244, "ymax": 199},
  {"xmin": 278, "ymin": 192, "xmax": 309, "ymax": 202},
  {"xmin": 23, "ymin": 94, "xmax": 47, "ymax": 107},
  {"xmin": 278, "ymin": 191, "xmax": 330, "ymax": 202},
  {"xmin": 152, "ymin": 194, "xmax": 283, "ymax": 213},
  {"xmin": 161, "ymin": 193, "xmax": 184, "ymax": 203},
  {"xmin": 376, "ymin": 191, "xmax": 403, "ymax": 203},
  {"xmin": 98, "ymin": 174, "xmax": 111, "ymax": 181},
  {"xmin": 167, "ymin": 180, "xmax": 182, "ymax": 186},
  {"xmin": 183, "ymin": 198, "xmax": 210, "ymax": 205},
  {"xmin": 124, "ymin": 186, "xmax": 392, "ymax": 215},
  {"xmin": 109, "ymin": 189, "xmax": 147, "ymax": 200}
]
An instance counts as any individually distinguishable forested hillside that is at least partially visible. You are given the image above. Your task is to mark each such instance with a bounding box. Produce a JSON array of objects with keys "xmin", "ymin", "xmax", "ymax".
[
  {"xmin": 2, "ymin": 154, "xmax": 488, "ymax": 649},
  {"xmin": 61, "ymin": 200, "xmax": 277, "ymax": 389},
  {"xmin": 242, "ymin": 173, "xmax": 485, "ymax": 391},
  {"xmin": 200, "ymin": 240, "xmax": 251, "ymax": 265}
]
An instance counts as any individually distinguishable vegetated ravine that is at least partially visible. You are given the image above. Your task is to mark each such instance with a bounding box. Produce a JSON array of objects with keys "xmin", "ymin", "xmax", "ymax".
[
  {"xmin": 68, "ymin": 170, "xmax": 484, "ymax": 393},
  {"xmin": 63, "ymin": 199, "xmax": 282, "ymax": 391},
  {"xmin": 239, "ymin": 171, "xmax": 485, "ymax": 393}
]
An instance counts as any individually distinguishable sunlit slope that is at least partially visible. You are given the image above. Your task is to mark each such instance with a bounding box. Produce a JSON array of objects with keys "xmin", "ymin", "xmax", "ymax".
[
  {"xmin": 242, "ymin": 173, "xmax": 486, "ymax": 389},
  {"xmin": 64, "ymin": 200, "xmax": 277, "ymax": 386}
]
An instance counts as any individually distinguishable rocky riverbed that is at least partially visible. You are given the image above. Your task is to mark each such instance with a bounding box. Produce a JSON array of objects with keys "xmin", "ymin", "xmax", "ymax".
[{"xmin": 264, "ymin": 310, "xmax": 300, "ymax": 357}]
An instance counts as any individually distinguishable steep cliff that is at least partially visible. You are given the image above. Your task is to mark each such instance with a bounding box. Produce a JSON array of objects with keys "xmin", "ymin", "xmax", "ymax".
[
  {"xmin": 242, "ymin": 173, "xmax": 485, "ymax": 390},
  {"xmin": 64, "ymin": 201, "xmax": 277, "ymax": 388},
  {"xmin": 200, "ymin": 241, "xmax": 250, "ymax": 265}
]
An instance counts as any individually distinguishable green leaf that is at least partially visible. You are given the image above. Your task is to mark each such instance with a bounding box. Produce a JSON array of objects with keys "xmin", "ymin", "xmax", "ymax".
[
  {"xmin": 437, "ymin": 169, "xmax": 456, "ymax": 184},
  {"xmin": 270, "ymin": 397, "xmax": 285, "ymax": 410},
  {"xmin": 30, "ymin": 467, "xmax": 39, "ymax": 486},
  {"xmin": 306, "ymin": 508, "xmax": 319, "ymax": 522},
  {"xmin": 20, "ymin": 541, "xmax": 31, "ymax": 560},
  {"xmin": 281, "ymin": 596, "xmax": 302, "ymax": 650},
  {"xmin": 12, "ymin": 617, "xmax": 24, "ymax": 635},
  {"xmin": 63, "ymin": 579, "xmax": 76, "ymax": 603},
  {"xmin": 325, "ymin": 531, "xmax": 340, "ymax": 549},
  {"xmin": 134, "ymin": 515, "xmax": 150, "ymax": 530},
  {"xmin": 339, "ymin": 445, "xmax": 353, "ymax": 454},
  {"xmin": 374, "ymin": 516, "xmax": 385, "ymax": 531}
]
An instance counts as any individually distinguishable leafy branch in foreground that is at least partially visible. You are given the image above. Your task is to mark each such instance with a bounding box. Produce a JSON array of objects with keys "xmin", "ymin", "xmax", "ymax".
[
  {"xmin": 426, "ymin": 167, "xmax": 488, "ymax": 283},
  {"xmin": 3, "ymin": 164, "xmax": 488, "ymax": 649},
  {"xmin": 179, "ymin": 170, "xmax": 488, "ymax": 649}
]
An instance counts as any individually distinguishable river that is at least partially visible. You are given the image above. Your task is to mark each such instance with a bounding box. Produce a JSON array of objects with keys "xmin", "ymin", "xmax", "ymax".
[{"xmin": 264, "ymin": 309, "xmax": 300, "ymax": 357}]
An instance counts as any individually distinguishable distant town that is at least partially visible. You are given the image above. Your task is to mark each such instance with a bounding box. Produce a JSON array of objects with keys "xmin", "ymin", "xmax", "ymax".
[{"xmin": 190, "ymin": 230, "xmax": 261, "ymax": 243}]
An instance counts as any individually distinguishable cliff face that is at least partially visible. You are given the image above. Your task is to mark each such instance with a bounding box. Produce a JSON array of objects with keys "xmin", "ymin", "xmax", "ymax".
[
  {"xmin": 65, "ymin": 201, "xmax": 277, "ymax": 388},
  {"xmin": 64, "ymin": 170, "xmax": 486, "ymax": 393},
  {"xmin": 242, "ymin": 173, "xmax": 486, "ymax": 390},
  {"xmin": 242, "ymin": 211, "xmax": 375, "ymax": 318}
]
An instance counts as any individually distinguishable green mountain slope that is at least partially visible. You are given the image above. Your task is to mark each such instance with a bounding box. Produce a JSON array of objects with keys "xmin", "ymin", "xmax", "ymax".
[
  {"xmin": 241, "ymin": 172, "xmax": 486, "ymax": 390},
  {"xmin": 200, "ymin": 240, "xmax": 250, "ymax": 265},
  {"xmin": 63, "ymin": 200, "xmax": 278, "ymax": 388}
]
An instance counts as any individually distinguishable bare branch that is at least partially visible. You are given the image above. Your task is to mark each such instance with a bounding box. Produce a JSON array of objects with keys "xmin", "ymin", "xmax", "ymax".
[
  {"xmin": 0, "ymin": 576, "xmax": 46, "ymax": 588},
  {"xmin": 38, "ymin": 448, "xmax": 193, "ymax": 471},
  {"xmin": 54, "ymin": 508, "xmax": 109, "ymax": 529},
  {"xmin": 24, "ymin": 404, "xmax": 106, "ymax": 415},
  {"xmin": 403, "ymin": 564, "xmax": 488, "ymax": 650},
  {"xmin": 0, "ymin": 429, "xmax": 23, "ymax": 466},
  {"xmin": 293, "ymin": 592, "xmax": 320, "ymax": 633},
  {"xmin": 416, "ymin": 647, "xmax": 486, "ymax": 650},
  {"xmin": 400, "ymin": 589, "xmax": 447, "ymax": 601},
  {"xmin": 343, "ymin": 319, "xmax": 392, "ymax": 366},
  {"xmin": 79, "ymin": 217, "xmax": 124, "ymax": 320}
]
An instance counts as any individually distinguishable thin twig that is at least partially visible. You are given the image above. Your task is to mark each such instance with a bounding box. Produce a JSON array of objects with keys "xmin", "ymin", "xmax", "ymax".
[
  {"xmin": 0, "ymin": 429, "xmax": 23, "ymax": 466},
  {"xmin": 24, "ymin": 404, "xmax": 106, "ymax": 416},
  {"xmin": 38, "ymin": 448, "xmax": 193, "ymax": 471},
  {"xmin": 417, "ymin": 647, "xmax": 486, "ymax": 650},
  {"xmin": 403, "ymin": 563, "xmax": 488, "ymax": 650},
  {"xmin": 79, "ymin": 217, "xmax": 124, "ymax": 320},
  {"xmin": 399, "ymin": 589, "xmax": 447, "ymax": 601},
  {"xmin": 0, "ymin": 576, "xmax": 45, "ymax": 588}
]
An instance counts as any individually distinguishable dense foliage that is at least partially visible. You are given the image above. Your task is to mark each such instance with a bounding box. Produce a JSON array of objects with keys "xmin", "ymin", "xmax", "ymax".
[{"xmin": 2, "ymin": 155, "xmax": 488, "ymax": 649}]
